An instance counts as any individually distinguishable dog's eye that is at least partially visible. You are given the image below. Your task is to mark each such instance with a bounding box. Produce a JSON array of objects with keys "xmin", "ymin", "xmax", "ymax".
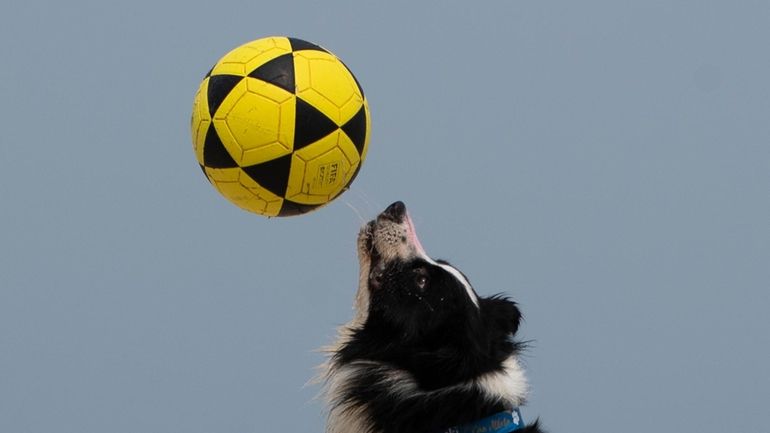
[{"xmin": 415, "ymin": 274, "xmax": 429, "ymax": 290}]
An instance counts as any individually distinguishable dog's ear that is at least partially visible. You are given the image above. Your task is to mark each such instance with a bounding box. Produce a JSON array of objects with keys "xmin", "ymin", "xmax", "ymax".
[{"xmin": 479, "ymin": 295, "xmax": 522, "ymax": 336}]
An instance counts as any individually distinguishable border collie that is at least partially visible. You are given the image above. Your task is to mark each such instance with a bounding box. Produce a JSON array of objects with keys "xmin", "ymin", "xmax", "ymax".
[{"xmin": 321, "ymin": 201, "xmax": 544, "ymax": 433}]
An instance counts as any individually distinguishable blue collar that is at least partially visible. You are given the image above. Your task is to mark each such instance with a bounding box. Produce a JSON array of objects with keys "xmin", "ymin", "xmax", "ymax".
[{"xmin": 441, "ymin": 408, "xmax": 525, "ymax": 433}]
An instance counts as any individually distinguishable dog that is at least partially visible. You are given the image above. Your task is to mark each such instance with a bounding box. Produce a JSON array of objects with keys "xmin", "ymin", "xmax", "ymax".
[{"xmin": 321, "ymin": 201, "xmax": 544, "ymax": 433}]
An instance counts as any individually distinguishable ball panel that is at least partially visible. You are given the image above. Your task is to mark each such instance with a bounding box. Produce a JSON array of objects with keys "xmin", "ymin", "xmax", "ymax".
[
  {"xmin": 241, "ymin": 153, "xmax": 293, "ymax": 198},
  {"xmin": 203, "ymin": 125, "xmax": 238, "ymax": 168},
  {"xmin": 247, "ymin": 52, "xmax": 295, "ymax": 93},
  {"xmin": 293, "ymin": 50, "xmax": 364, "ymax": 125},
  {"xmin": 333, "ymin": 163, "xmax": 361, "ymax": 200},
  {"xmin": 294, "ymin": 97, "xmax": 339, "ymax": 151},
  {"xmin": 211, "ymin": 79, "xmax": 295, "ymax": 167},
  {"xmin": 361, "ymin": 98, "xmax": 371, "ymax": 161},
  {"xmin": 336, "ymin": 131, "xmax": 363, "ymax": 170},
  {"xmin": 203, "ymin": 165, "xmax": 239, "ymax": 182},
  {"xmin": 204, "ymin": 167, "xmax": 284, "ymax": 216},
  {"xmin": 340, "ymin": 103, "xmax": 369, "ymax": 156},
  {"xmin": 333, "ymin": 101, "xmax": 370, "ymax": 199},
  {"xmin": 287, "ymin": 37, "xmax": 328, "ymax": 53},
  {"xmin": 191, "ymin": 79, "xmax": 211, "ymax": 165},
  {"xmin": 286, "ymin": 131, "xmax": 357, "ymax": 204},
  {"xmin": 206, "ymin": 74, "xmax": 244, "ymax": 118},
  {"xmin": 211, "ymin": 36, "xmax": 292, "ymax": 77},
  {"xmin": 339, "ymin": 59, "xmax": 366, "ymax": 99}
]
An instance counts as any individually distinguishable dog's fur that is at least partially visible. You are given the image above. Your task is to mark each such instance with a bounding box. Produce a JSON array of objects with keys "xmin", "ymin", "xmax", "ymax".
[{"xmin": 321, "ymin": 202, "xmax": 544, "ymax": 433}]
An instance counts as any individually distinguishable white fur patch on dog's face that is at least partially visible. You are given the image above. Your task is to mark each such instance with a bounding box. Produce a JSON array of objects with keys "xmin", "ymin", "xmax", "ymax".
[{"xmin": 352, "ymin": 208, "xmax": 480, "ymax": 324}]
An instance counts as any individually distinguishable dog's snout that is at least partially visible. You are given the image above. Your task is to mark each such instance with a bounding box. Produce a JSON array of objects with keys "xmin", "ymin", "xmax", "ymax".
[{"xmin": 380, "ymin": 201, "xmax": 407, "ymax": 222}]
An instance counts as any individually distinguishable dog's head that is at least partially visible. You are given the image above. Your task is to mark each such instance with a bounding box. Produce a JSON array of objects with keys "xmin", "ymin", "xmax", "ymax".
[
  {"xmin": 325, "ymin": 202, "xmax": 531, "ymax": 432},
  {"xmin": 347, "ymin": 202, "xmax": 522, "ymax": 385}
]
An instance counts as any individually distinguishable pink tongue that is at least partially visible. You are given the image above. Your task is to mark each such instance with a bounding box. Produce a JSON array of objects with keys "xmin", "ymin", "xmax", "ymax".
[{"xmin": 405, "ymin": 212, "xmax": 427, "ymax": 256}]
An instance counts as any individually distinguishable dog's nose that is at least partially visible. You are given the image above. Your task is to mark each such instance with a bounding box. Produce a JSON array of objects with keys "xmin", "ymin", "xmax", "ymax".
[{"xmin": 380, "ymin": 201, "xmax": 407, "ymax": 222}]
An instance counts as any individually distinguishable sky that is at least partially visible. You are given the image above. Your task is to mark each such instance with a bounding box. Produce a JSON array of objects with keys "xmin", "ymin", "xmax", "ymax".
[{"xmin": 1, "ymin": 1, "xmax": 769, "ymax": 432}]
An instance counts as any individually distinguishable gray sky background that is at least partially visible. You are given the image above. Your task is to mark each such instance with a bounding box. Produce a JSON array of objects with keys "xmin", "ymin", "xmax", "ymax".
[{"xmin": 1, "ymin": 1, "xmax": 768, "ymax": 432}]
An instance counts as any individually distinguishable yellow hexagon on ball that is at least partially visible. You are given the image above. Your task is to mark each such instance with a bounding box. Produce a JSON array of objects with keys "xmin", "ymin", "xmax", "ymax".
[{"xmin": 191, "ymin": 36, "xmax": 371, "ymax": 217}]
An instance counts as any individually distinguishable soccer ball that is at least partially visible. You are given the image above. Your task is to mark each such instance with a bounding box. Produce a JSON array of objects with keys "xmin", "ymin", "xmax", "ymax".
[{"xmin": 191, "ymin": 36, "xmax": 371, "ymax": 217}]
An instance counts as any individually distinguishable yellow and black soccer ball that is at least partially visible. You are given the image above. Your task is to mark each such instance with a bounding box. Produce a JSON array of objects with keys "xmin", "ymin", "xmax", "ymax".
[{"xmin": 191, "ymin": 36, "xmax": 370, "ymax": 217}]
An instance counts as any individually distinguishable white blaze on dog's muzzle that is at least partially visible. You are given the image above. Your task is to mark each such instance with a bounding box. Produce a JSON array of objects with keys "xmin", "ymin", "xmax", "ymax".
[{"xmin": 368, "ymin": 202, "xmax": 480, "ymax": 308}]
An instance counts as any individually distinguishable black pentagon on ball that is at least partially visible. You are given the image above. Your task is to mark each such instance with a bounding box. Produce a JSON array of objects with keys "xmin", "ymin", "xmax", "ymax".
[
  {"xmin": 203, "ymin": 125, "xmax": 237, "ymax": 168},
  {"xmin": 288, "ymin": 37, "xmax": 329, "ymax": 53},
  {"xmin": 294, "ymin": 98, "xmax": 340, "ymax": 151},
  {"xmin": 206, "ymin": 74, "xmax": 243, "ymax": 117},
  {"xmin": 248, "ymin": 53, "xmax": 295, "ymax": 93},
  {"xmin": 341, "ymin": 105, "xmax": 368, "ymax": 155},
  {"xmin": 241, "ymin": 154, "xmax": 293, "ymax": 198}
]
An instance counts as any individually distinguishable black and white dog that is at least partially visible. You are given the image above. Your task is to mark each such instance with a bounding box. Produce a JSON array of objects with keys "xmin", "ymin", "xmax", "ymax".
[{"xmin": 322, "ymin": 202, "xmax": 544, "ymax": 433}]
